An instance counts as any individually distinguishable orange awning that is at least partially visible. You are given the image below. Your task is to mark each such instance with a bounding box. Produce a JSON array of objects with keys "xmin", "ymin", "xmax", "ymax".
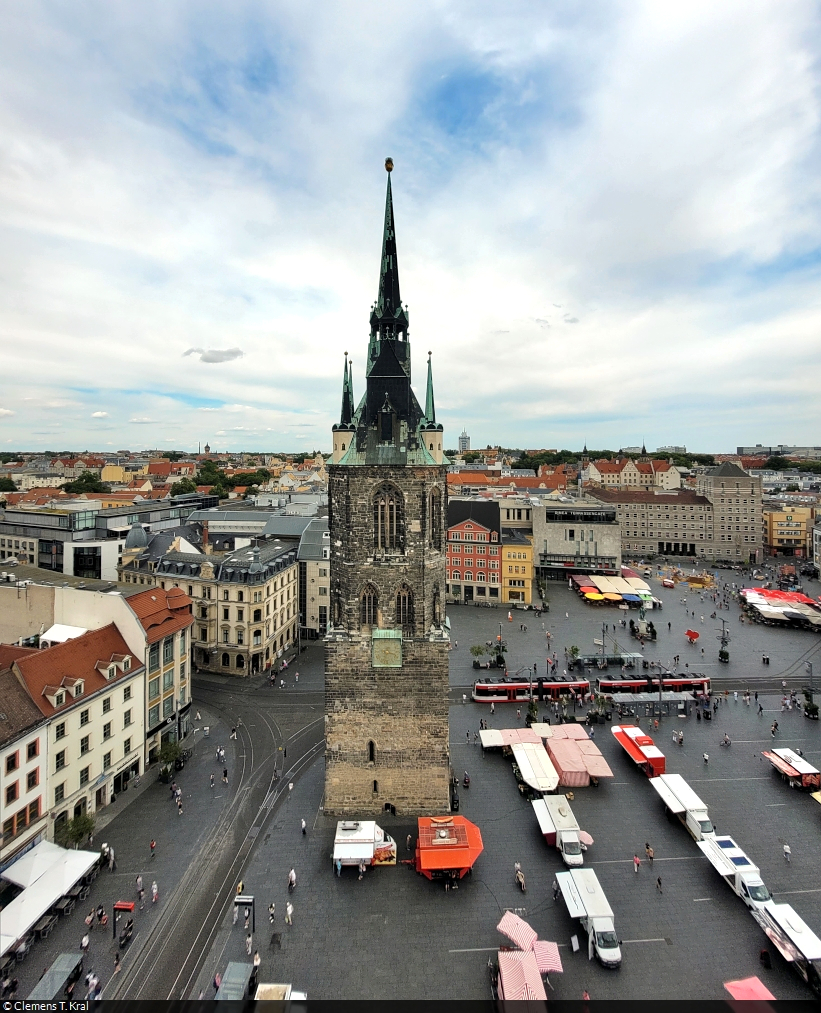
[{"xmin": 416, "ymin": 816, "xmax": 483, "ymax": 878}]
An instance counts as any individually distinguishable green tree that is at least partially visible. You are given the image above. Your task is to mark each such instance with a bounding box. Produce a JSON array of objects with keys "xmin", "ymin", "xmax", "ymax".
[
  {"xmin": 0, "ymin": 477, "xmax": 16, "ymax": 492},
  {"xmin": 159, "ymin": 740, "xmax": 182, "ymax": 765},
  {"xmin": 54, "ymin": 813, "xmax": 95, "ymax": 848},
  {"xmin": 469, "ymin": 645, "xmax": 486, "ymax": 659},
  {"xmin": 765, "ymin": 456, "xmax": 792, "ymax": 470},
  {"xmin": 62, "ymin": 471, "xmax": 110, "ymax": 494},
  {"xmin": 170, "ymin": 477, "xmax": 198, "ymax": 496}
]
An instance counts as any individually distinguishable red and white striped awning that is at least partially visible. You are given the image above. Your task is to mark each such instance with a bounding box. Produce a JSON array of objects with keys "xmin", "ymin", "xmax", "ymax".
[
  {"xmin": 498, "ymin": 950, "xmax": 547, "ymax": 1000},
  {"xmin": 532, "ymin": 939, "xmax": 563, "ymax": 974},
  {"xmin": 497, "ymin": 910, "xmax": 538, "ymax": 951}
]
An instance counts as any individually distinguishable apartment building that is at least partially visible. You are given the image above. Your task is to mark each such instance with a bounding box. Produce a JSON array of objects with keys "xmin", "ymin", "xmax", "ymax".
[
  {"xmin": 532, "ymin": 500, "xmax": 621, "ymax": 577},
  {"xmin": 147, "ymin": 543, "xmax": 299, "ymax": 676},
  {"xmin": 11, "ymin": 626, "xmax": 146, "ymax": 832},
  {"xmin": 0, "ymin": 650, "xmax": 48, "ymax": 865},
  {"xmin": 762, "ymin": 506, "xmax": 815, "ymax": 558},
  {"xmin": 297, "ymin": 517, "xmax": 330, "ymax": 639},
  {"xmin": 696, "ymin": 462, "xmax": 763, "ymax": 564},
  {"xmin": 585, "ymin": 457, "xmax": 681, "ymax": 490},
  {"xmin": 446, "ymin": 500, "xmax": 502, "ymax": 603},
  {"xmin": 501, "ymin": 528, "xmax": 534, "ymax": 605}
]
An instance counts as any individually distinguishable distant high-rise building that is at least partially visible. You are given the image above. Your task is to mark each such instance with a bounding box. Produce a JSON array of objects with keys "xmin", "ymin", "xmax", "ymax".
[{"xmin": 458, "ymin": 429, "xmax": 470, "ymax": 453}]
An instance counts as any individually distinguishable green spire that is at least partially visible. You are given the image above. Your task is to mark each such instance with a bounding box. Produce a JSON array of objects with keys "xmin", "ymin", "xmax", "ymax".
[
  {"xmin": 425, "ymin": 350, "xmax": 435, "ymax": 423},
  {"xmin": 340, "ymin": 351, "xmax": 354, "ymax": 425}
]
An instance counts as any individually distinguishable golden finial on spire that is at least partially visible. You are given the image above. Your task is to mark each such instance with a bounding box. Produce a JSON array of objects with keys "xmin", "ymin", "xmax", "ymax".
[{"xmin": 385, "ymin": 157, "xmax": 394, "ymax": 172}]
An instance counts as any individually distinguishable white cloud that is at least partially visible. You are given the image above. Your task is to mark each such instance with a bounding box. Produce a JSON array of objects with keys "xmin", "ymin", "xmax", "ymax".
[
  {"xmin": 0, "ymin": 408, "xmax": 15, "ymax": 417},
  {"xmin": 0, "ymin": 3, "xmax": 820, "ymax": 450},
  {"xmin": 129, "ymin": 417, "xmax": 156, "ymax": 424},
  {"xmin": 183, "ymin": 347, "xmax": 244, "ymax": 363}
]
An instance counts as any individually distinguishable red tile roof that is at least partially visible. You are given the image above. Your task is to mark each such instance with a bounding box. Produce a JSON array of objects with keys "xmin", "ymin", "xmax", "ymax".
[
  {"xmin": 127, "ymin": 586, "xmax": 194, "ymax": 644},
  {"xmin": 0, "ymin": 644, "xmax": 39, "ymax": 669},
  {"xmin": 12, "ymin": 625, "xmax": 143, "ymax": 718}
]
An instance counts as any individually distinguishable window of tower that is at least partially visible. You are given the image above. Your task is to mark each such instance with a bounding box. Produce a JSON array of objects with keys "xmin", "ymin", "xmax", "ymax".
[
  {"xmin": 368, "ymin": 740, "xmax": 376, "ymax": 763},
  {"xmin": 360, "ymin": 585, "xmax": 378, "ymax": 627},
  {"xmin": 429, "ymin": 487, "xmax": 442, "ymax": 549},
  {"xmin": 396, "ymin": 584, "xmax": 414, "ymax": 629},
  {"xmin": 373, "ymin": 484, "xmax": 404, "ymax": 551}
]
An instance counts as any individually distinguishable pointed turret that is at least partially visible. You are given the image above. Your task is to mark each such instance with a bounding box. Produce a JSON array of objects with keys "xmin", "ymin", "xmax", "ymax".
[
  {"xmin": 369, "ymin": 158, "xmax": 409, "ymax": 348},
  {"xmin": 425, "ymin": 351, "xmax": 436, "ymax": 423},
  {"xmin": 340, "ymin": 351, "xmax": 354, "ymax": 425}
]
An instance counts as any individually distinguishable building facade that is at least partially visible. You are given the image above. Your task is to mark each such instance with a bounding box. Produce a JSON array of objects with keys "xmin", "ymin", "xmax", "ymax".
[
  {"xmin": 501, "ymin": 528, "xmax": 534, "ymax": 604},
  {"xmin": 325, "ymin": 162, "xmax": 450, "ymax": 816},
  {"xmin": 532, "ymin": 500, "xmax": 621, "ymax": 577},
  {"xmin": 585, "ymin": 456, "xmax": 681, "ymax": 490},
  {"xmin": 762, "ymin": 506, "xmax": 815, "ymax": 557},
  {"xmin": 458, "ymin": 430, "xmax": 470, "ymax": 453},
  {"xmin": 297, "ymin": 517, "xmax": 330, "ymax": 639},
  {"xmin": 696, "ymin": 462, "xmax": 763, "ymax": 563},
  {"xmin": 446, "ymin": 501, "xmax": 501, "ymax": 603}
]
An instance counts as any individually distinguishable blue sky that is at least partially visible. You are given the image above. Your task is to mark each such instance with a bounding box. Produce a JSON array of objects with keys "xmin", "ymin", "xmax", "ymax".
[{"xmin": 1, "ymin": 1, "xmax": 821, "ymax": 454}]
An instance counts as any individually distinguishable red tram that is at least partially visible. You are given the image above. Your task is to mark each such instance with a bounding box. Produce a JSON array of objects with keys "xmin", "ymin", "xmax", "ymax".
[
  {"xmin": 472, "ymin": 675, "xmax": 590, "ymax": 703},
  {"xmin": 596, "ymin": 673, "xmax": 710, "ymax": 696}
]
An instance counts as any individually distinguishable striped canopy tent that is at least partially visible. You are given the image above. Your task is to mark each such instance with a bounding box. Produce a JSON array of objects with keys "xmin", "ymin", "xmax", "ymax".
[
  {"xmin": 497, "ymin": 910, "xmax": 538, "ymax": 950},
  {"xmin": 532, "ymin": 940, "xmax": 563, "ymax": 974},
  {"xmin": 497, "ymin": 950, "xmax": 548, "ymax": 1001}
]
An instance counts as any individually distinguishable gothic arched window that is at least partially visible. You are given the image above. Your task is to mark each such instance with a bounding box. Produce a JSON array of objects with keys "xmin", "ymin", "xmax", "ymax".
[
  {"xmin": 360, "ymin": 584, "xmax": 378, "ymax": 627},
  {"xmin": 396, "ymin": 584, "xmax": 414, "ymax": 629},
  {"xmin": 373, "ymin": 484, "xmax": 404, "ymax": 552},
  {"xmin": 429, "ymin": 486, "xmax": 442, "ymax": 549}
]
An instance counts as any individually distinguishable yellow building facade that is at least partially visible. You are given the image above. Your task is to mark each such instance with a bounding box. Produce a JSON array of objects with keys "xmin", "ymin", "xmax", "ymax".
[
  {"xmin": 502, "ymin": 530, "xmax": 534, "ymax": 604},
  {"xmin": 763, "ymin": 507, "xmax": 815, "ymax": 557}
]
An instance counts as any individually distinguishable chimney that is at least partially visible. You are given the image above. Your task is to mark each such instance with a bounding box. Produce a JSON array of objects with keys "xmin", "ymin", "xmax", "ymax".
[{"xmin": 202, "ymin": 520, "xmax": 211, "ymax": 555}]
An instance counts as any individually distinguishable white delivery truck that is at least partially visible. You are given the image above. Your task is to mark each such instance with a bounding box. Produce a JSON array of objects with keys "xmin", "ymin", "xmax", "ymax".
[
  {"xmin": 649, "ymin": 773, "xmax": 715, "ymax": 841},
  {"xmin": 531, "ymin": 796, "xmax": 584, "ymax": 866},
  {"xmin": 753, "ymin": 902, "xmax": 821, "ymax": 997},
  {"xmin": 555, "ymin": 868, "xmax": 622, "ymax": 968},
  {"xmin": 697, "ymin": 836, "xmax": 771, "ymax": 911},
  {"xmin": 332, "ymin": 821, "xmax": 397, "ymax": 868}
]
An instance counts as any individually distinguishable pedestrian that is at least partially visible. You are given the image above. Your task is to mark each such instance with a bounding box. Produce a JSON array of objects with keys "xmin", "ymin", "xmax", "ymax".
[
  {"xmin": 335, "ymin": 858, "xmax": 342, "ymax": 878},
  {"xmin": 490, "ymin": 702, "xmax": 495, "ymax": 715},
  {"xmin": 151, "ymin": 880, "xmax": 158, "ymax": 904},
  {"xmin": 784, "ymin": 844, "xmax": 791, "ymax": 862},
  {"xmin": 268, "ymin": 902, "xmax": 276, "ymax": 922},
  {"xmin": 210, "ymin": 773, "xmax": 215, "ymax": 789},
  {"xmin": 85, "ymin": 909, "xmax": 94, "ymax": 931},
  {"xmin": 109, "ymin": 846, "xmax": 116, "ymax": 872},
  {"xmin": 150, "ymin": 838, "xmax": 156, "ymax": 858},
  {"xmin": 358, "ymin": 860, "xmax": 366, "ymax": 881},
  {"xmin": 253, "ymin": 950, "xmax": 261, "ymax": 972},
  {"xmin": 645, "ymin": 843, "xmax": 654, "ymax": 863},
  {"xmin": 734, "ymin": 691, "xmax": 738, "ymax": 702},
  {"xmin": 758, "ymin": 703, "xmax": 764, "ymax": 716},
  {"xmin": 582, "ymin": 989, "xmax": 590, "ymax": 1001},
  {"xmin": 771, "ymin": 724, "xmax": 776, "ymax": 738},
  {"xmin": 288, "ymin": 868, "xmax": 296, "ymax": 891},
  {"xmin": 301, "ymin": 818, "xmax": 306, "ymax": 835},
  {"xmin": 237, "ymin": 880, "xmax": 244, "ymax": 895},
  {"xmin": 633, "ymin": 854, "xmax": 641, "ymax": 873},
  {"xmin": 466, "ymin": 730, "xmax": 470, "ymax": 744},
  {"xmin": 244, "ymin": 909, "xmax": 250, "ymax": 931},
  {"xmin": 295, "ymin": 672, "xmax": 299, "ymax": 683},
  {"xmin": 552, "ymin": 878, "xmax": 560, "ymax": 901},
  {"xmin": 136, "ymin": 874, "xmax": 143, "ymax": 897},
  {"xmin": 755, "ymin": 691, "xmax": 758, "ymax": 702},
  {"xmin": 406, "ymin": 834, "xmax": 412, "ymax": 852},
  {"xmin": 285, "ymin": 902, "xmax": 293, "ymax": 925},
  {"xmin": 213, "ymin": 972, "xmax": 222, "ymax": 995},
  {"xmin": 656, "ymin": 876, "xmax": 663, "ymax": 893},
  {"xmin": 177, "ymin": 798, "xmax": 183, "ymax": 816},
  {"xmin": 223, "ymin": 768, "xmax": 229, "ymax": 783},
  {"xmin": 245, "ymin": 933, "xmax": 253, "ymax": 956},
  {"xmin": 138, "ymin": 888, "xmax": 145, "ymax": 910},
  {"xmin": 81, "ymin": 933, "xmax": 90, "ymax": 955},
  {"xmin": 233, "ymin": 904, "xmax": 239, "ymax": 925},
  {"xmin": 231, "ymin": 727, "xmax": 237, "ymax": 739},
  {"xmin": 113, "ymin": 952, "xmax": 121, "ymax": 974}
]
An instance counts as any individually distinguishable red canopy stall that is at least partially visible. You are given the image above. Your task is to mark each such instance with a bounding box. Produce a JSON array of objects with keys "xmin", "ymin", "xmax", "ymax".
[{"xmin": 414, "ymin": 816, "xmax": 483, "ymax": 882}]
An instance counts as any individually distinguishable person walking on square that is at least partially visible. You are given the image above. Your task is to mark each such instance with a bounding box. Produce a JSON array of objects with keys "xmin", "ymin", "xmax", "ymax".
[
  {"xmin": 301, "ymin": 817, "xmax": 307, "ymax": 835},
  {"xmin": 552, "ymin": 878, "xmax": 560, "ymax": 901},
  {"xmin": 645, "ymin": 843, "xmax": 654, "ymax": 864},
  {"xmin": 151, "ymin": 880, "xmax": 158, "ymax": 904},
  {"xmin": 210, "ymin": 773, "xmax": 215, "ymax": 790},
  {"xmin": 285, "ymin": 902, "xmax": 293, "ymax": 925},
  {"xmin": 784, "ymin": 843, "xmax": 791, "ymax": 862},
  {"xmin": 245, "ymin": 932, "xmax": 253, "ymax": 956},
  {"xmin": 656, "ymin": 876, "xmax": 663, "ymax": 894},
  {"xmin": 136, "ymin": 874, "xmax": 143, "ymax": 897},
  {"xmin": 633, "ymin": 854, "xmax": 641, "ymax": 873},
  {"xmin": 268, "ymin": 902, "xmax": 276, "ymax": 922}
]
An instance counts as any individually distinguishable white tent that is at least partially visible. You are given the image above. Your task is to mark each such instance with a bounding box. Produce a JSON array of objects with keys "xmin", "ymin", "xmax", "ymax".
[
  {"xmin": 0, "ymin": 848, "xmax": 98, "ymax": 956},
  {"xmin": 1, "ymin": 840, "xmax": 64, "ymax": 888}
]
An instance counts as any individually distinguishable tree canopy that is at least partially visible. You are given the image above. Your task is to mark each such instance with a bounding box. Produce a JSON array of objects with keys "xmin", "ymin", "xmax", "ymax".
[{"xmin": 62, "ymin": 471, "xmax": 111, "ymax": 494}]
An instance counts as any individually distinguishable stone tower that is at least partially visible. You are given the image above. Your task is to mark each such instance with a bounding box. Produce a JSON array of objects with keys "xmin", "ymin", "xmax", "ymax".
[{"xmin": 325, "ymin": 160, "xmax": 450, "ymax": 816}]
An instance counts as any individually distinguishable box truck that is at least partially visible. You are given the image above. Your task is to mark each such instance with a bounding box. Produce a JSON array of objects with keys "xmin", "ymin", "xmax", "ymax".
[
  {"xmin": 531, "ymin": 796, "xmax": 585, "ymax": 866},
  {"xmin": 697, "ymin": 836, "xmax": 771, "ymax": 910},
  {"xmin": 649, "ymin": 773, "xmax": 714, "ymax": 841},
  {"xmin": 555, "ymin": 868, "xmax": 622, "ymax": 968}
]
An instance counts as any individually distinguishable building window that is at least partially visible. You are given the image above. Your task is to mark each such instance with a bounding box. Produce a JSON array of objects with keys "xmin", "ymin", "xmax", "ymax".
[
  {"xmin": 253, "ymin": 608, "xmax": 262, "ymax": 623},
  {"xmin": 237, "ymin": 609, "xmax": 244, "ymax": 621},
  {"xmin": 200, "ymin": 627, "xmax": 207, "ymax": 642},
  {"xmin": 223, "ymin": 608, "xmax": 230, "ymax": 621},
  {"xmin": 223, "ymin": 629, "xmax": 230, "ymax": 644},
  {"xmin": 79, "ymin": 708, "xmax": 89, "ymax": 727},
  {"xmin": 163, "ymin": 670, "xmax": 174, "ymax": 691},
  {"xmin": 102, "ymin": 696, "xmax": 111, "ymax": 714},
  {"xmin": 26, "ymin": 768, "xmax": 38, "ymax": 790},
  {"xmin": 163, "ymin": 637, "xmax": 174, "ymax": 664},
  {"xmin": 236, "ymin": 655, "xmax": 245, "ymax": 669},
  {"xmin": 238, "ymin": 591, "xmax": 244, "ymax": 603},
  {"xmin": 103, "ymin": 751, "xmax": 112, "ymax": 770},
  {"xmin": 123, "ymin": 709, "xmax": 132, "ymax": 728},
  {"xmin": 6, "ymin": 783, "xmax": 18, "ymax": 804},
  {"xmin": 179, "ymin": 629, "xmax": 186, "ymax": 651},
  {"xmin": 79, "ymin": 766, "xmax": 90, "ymax": 787},
  {"xmin": 55, "ymin": 750, "xmax": 66, "ymax": 772},
  {"xmin": 149, "ymin": 642, "xmax": 160, "ymax": 672},
  {"xmin": 5, "ymin": 752, "xmax": 19, "ymax": 773},
  {"xmin": 55, "ymin": 722, "xmax": 66, "ymax": 741},
  {"xmin": 26, "ymin": 740, "xmax": 39, "ymax": 760},
  {"xmin": 162, "ymin": 696, "xmax": 174, "ymax": 718},
  {"xmin": 360, "ymin": 585, "xmax": 378, "ymax": 627},
  {"xmin": 124, "ymin": 685, "xmax": 131, "ymax": 702},
  {"xmin": 180, "ymin": 661, "xmax": 186, "ymax": 681},
  {"xmin": 396, "ymin": 585, "xmax": 414, "ymax": 628},
  {"xmin": 373, "ymin": 484, "xmax": 404, "ymax": 551},
  {"xmin": 223, "ymin": 590, "xmax": 229, "ymax": 601},
  {"xmin": 222, "ymin": 653, "xmax": 230, "ymax": 667},
  {"xmin": 54, "ymin": 783, "xmax": 65, "ymax": 804},
  {"xmin": 80, "ymin": 735, "xmax": 90, "ymax": 755},
  {"xmin": 148, "ymin": 705, "xmax": 160, "ymax": 727},
  {"xmin": 123, "ymin": 738, "xmax": 131, "ymax": 756},
  {"xmin": 368, "ymin": 740, "xmax": 376, "ymax": 763},
  {"xmin": 429, "ymin": 486, "xmax": 442, "ymax": 548},
  {"xmin": 237, "ymin": 629, "xmax": 244, "ymax": 646}
]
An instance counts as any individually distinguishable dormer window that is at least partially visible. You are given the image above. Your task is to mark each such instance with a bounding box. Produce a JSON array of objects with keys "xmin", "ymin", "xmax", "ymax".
[
  {"xmin": 55, "ymin": 692, "xmax": 64, "ymax": 706},
  {"xmin": 123, "ymin": 657, "xmax": 130, "ymax": 671},
  {"xmin": 74, "ymin": 683, "xmax": 84, "ymax": 697},
  {"xmin": 108, "ymin": 666, "xmax": 116, "ymax": 679}
]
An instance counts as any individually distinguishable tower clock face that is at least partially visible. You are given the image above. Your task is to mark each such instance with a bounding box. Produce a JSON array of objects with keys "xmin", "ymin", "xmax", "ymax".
[{"xmin": 372, "ymin": 634, "xmax": 402, "ymax": 668}]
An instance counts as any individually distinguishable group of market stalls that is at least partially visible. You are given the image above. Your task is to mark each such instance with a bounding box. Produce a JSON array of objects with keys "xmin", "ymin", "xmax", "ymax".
[
  {"xmin": 479, "ymin": 724, "xmax": 614, "ymax": 793},
  {"xmin": 570, "ymin": 573, "xmax": 658, "ymax": 610},
  {"xmin": 0, "ymin": 840, "xmax": 99, "ymax": 959},
  {"xmin": 740, "ymin": 588, "xmax": 821, "ymax": 629}
]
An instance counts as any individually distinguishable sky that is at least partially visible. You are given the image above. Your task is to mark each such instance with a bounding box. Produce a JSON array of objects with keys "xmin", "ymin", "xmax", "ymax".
[{"xmin": 1, "ymin": 2, "xmax": 821, "ymax": 455}]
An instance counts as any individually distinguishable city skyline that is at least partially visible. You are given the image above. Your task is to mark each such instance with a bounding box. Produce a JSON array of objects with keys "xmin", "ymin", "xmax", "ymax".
[{"xmin": 2, "ymin": 4, "xmax": 821, "ymax": 452}]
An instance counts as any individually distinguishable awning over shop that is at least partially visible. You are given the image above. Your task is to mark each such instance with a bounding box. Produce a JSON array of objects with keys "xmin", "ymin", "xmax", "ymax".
[
  {"xmin": 1, "ymin": 840, "xmax": 65, "ymax": 888},
  {"xmin": 511, "ymin": 742, "xmax": 560, "ymax": 792}
]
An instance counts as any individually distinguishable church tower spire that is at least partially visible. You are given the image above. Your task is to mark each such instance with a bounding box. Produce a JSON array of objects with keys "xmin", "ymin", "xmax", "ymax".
[
  {"xmin": 425, "ymin": 351, "xmax": 436, "ymax": 423},
  {"xmin": 340, "ymin": 351, "xmax": 354, "ymax": 425},
  {"xmin": 369, "ymin": 157, "xmax": 409, "ymax": 349}
]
